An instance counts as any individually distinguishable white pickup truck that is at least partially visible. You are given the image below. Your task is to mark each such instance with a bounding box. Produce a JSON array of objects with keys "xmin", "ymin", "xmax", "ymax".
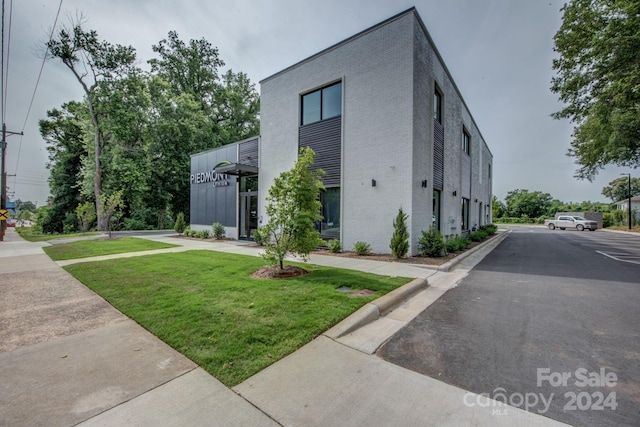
[{"xmin": 544, "ymin": 215, "xmax": 598, "ymax": 231}]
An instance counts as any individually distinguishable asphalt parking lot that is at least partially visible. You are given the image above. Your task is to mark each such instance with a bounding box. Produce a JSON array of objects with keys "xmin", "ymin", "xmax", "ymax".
[{"xmin": 378, "ymin": 226, "xmax": 640, "ymax": 427}]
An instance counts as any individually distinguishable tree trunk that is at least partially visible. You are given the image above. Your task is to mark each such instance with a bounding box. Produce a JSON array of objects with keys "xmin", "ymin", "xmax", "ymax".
[{"xmin": 86, "ymin": 96, "xmax": 106, "ymax": 231}]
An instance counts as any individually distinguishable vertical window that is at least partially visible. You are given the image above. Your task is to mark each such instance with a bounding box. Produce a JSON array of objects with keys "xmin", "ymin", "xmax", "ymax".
[
  {"xmin": 462, "ymin": 129, "xmax": 470, "ymax": 155},
  {"xmin": 434, "ymin": 86, "xmax": 442, "ymax": 124},
  {"xmin": 320, "ymin": 187, "xmax": 340, "ymax": 239},
  {"xmin": 461, "ymin": 198, "xmax": 470, "ymax": 231},
  {"xmin": 488, "ymin": 163, "xmax": 492, "ymax": 179},
  {"xmin": 322, "ymin": 83, "xmax": 342, "ymax": 119},
  {"xmin": 433, "ymin": 190, "xmax": 441, "ymax": 231},
  {"xmin": 301, "ymin": 82, "xmax": 342, "ymax": 125},
  {"xmin": 302, "ymin": 91, "xmax": 321, "ymax": 125}
]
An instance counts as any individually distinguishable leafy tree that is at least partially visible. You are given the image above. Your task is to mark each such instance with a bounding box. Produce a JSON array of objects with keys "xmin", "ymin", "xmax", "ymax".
[
  {"xmin": 75, "ymin": 202, "xmax": 96, "ymax": 232},
  {"xmin": 602, "ymin": 176, "xmax": 640, "ymax": 202},
  {"xmin": 94, "ymin": 73, "xmax": 155, "ymax": 224},
  {"xmin": 15, "ymin": 200, "xmax": 37, "ymax": 213},
  {"xmin": 218, "ymin": 70, "xmax": 260, "ymax": 143},
  {"xmin": 149, "ymin": 31, "xmax": 223, "ymax": 108},
  {"xmin": 143, "ymin": 76, "xmax": 211, "ymax": 220},
  {"xmin": 46, "ymin": 21, "xmax": 138, "ymax": 230},
  {"xmin": 261, "ymin": 147, "xmax": 325, "ymax": 269},
  {"xmin": 99, "ymin": 191, "xmax": 124, "ymax": 238},
  {"xmin": 40, "ymin": 101, "xmax": 89, "ymax": 233},
  {"xmin": 492, "ymin": 195, "xmax": 506, "ymax": 219},
  {"xmin": 147, "ymin": 33, "xmax": 259, "ymax": 218},
  {"xmin": 551, "ymin": 0, "xmax": 640, "ymax": 180},
  {"xmin": 390, "ymin": 207, "xmax": 409, "ymax": 258},
  {"xmin": 505, "ymin": 189, "xmax": 553, "ymax": 218}
]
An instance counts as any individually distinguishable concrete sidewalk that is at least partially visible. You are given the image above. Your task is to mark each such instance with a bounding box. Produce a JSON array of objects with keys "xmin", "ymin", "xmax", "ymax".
[{"xmin": 1, "ymin": 229, "xmax": 568, "ymax": 426}]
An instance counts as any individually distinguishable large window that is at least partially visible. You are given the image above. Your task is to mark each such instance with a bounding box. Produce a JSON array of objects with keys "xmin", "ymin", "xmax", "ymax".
[
  {"xmin": 462, "ymin": 129, "xmax": 470, "ymax": 155},
  {"xmin": 301, "ymin": 82, "xmax": 342, "ymax": 125},
  {"xmin": 434, "ymin": 85, "xmax": 442, "ymax": 124},
  {"xmin": 461, "ymin": 198, "xmax": 470, "ymax": 231},
  {"xmin": 320, "ymin": 187, "xmax": 340, "ymax": 239}
]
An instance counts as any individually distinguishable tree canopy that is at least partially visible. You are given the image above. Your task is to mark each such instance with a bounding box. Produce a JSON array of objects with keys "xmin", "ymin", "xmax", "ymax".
[
  {"xmin": 42, "ymin": 23, "xmax": 260, "ymax": 233},
  {"xmin": 601, "ymin": 176, "xmax": 640, "ymax": 202},
  {"xmin": 551, "ymin": 0, "xmax": 640, "ymax": 180}
]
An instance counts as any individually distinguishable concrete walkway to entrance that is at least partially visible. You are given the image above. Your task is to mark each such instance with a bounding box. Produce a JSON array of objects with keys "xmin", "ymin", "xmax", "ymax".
[{"xmin": 0, "ymin": 229, "xmax": 568, "ymax": 426}]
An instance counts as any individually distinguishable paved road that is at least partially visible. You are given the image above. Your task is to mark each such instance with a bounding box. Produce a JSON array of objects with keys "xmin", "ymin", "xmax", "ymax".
[{"xmin": 378, "ymin": 226, "xmax": 640, "ymax": 427}]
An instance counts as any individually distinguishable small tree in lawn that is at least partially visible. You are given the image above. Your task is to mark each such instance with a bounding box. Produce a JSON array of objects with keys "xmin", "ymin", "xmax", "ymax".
[
  {"xmin": 75, "ymin": 202, "xmax": 96, "ymax": 232},
  {"xmin": 261, "ymin": 147, "xmax": 325, "ymax": 269},
  {"xmin": 99, "ymin": 191, "xmax": 124, "ymax": 239},
  {"xmin": 390, "ymin": 207, "xmax": 409, "ymax": 258}
]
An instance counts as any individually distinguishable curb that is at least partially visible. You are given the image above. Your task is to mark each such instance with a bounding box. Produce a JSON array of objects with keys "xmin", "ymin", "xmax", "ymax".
[
  {"xmin": 437, "ymin": 230, "xmax": 511, "ymax": 272},
  {"xmin": 324, "ymin": 277, "xmax": 428, "ymax": 339}
]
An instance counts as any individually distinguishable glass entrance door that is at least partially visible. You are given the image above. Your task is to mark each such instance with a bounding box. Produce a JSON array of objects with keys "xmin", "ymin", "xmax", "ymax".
[{"xmin": 239, "ymin": 193, "xmax": 258, "ymax": 240}]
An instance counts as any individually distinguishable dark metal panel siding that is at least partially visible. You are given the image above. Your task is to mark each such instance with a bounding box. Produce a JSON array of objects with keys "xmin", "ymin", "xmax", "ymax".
[
  {"xmin": 239, "ymin": 138, "xmax": 259, "ymax": 167},
  {"xmin": 433, "ymin": 121, "xmax": 444, "ymax": 190},
  {"xmin": 461, "ymin": 154, "xmax": 471, "ymax": 198},
  {"xmin": 190, "ymin": 145, "xmax": 238, "ymax": 227},
  {"xmin": 299, "ymin": 116, "xmax": 342, "ymax": 187}
]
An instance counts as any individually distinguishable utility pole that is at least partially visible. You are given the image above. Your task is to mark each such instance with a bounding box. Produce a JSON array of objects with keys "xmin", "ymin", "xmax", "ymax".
[
  {"xmin": 0, "ymin": 123, "xmax": 23, "ymax": 241},
  {"xmin": 627, "ymin": 173, "xmax": 632, "ymax": 231}
]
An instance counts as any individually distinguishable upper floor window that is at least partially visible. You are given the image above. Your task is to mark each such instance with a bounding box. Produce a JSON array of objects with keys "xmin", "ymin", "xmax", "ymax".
[
  {"xmin": 301, "ymin": 82, "xmax": 342, "ymax": 125},
  {"xmin": 434, "ymin": 86, "xmax": 443, "ymax": 124},
  {"xmin": 462, "ymin": 129, "xmax": 470, "ymax": 155}
]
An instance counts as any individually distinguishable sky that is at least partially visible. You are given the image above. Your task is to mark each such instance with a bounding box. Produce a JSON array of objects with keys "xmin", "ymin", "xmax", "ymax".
[{"xmin": 2, "ymin": 0, "xmax": 634, "ymax": 207}]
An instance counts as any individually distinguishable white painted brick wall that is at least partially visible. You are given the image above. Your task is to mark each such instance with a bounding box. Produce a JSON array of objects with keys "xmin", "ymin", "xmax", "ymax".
[{"xmin": 258, "ymin": 9, "xmax": 493, "ymax": 254}]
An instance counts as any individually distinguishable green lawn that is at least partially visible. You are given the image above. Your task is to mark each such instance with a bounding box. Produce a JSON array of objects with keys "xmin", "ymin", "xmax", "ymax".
[
  {"xmin": 64, "ymin": 250, "xmax": 410, "ymax": 386},
  {"xmin": 15, "ymin": 228, "xmax": 101, "ymax": 242},
  {"xmin": 44, "ymin": 237, "xmax": 178, "ymax": 260}
]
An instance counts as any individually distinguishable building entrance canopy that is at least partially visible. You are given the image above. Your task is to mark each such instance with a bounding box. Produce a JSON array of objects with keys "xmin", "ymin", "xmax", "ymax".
[{"xmin": 214, "ymin": 163, "xmax": 258, "ymax": 176}]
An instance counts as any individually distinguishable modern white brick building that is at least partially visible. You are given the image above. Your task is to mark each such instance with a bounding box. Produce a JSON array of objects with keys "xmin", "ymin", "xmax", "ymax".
[{"xmin": 190, "ymin": 7, "xmax": 493, "ymax": 255}]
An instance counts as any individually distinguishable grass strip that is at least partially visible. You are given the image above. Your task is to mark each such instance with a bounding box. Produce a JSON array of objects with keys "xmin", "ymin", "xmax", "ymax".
[
  {"xmin": 44, "ymin": 237, "xmax": 178, "ymax": 260},
  {"xmin": 64, "ymin": 250, "xmax": 410, "ymax": 386},
  {"xmin": 15, "ymin": 228, "xmax": 101, "ymax": 242}
]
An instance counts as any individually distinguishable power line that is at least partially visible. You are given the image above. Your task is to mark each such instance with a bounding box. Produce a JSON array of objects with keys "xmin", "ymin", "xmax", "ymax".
[
  {"xmin": 2, "ymin": 0, "xmax": 10, "ymax": 124},
  {"xmin": 19, "ymin": 0, "xmax": 63, "ymax": 134},
  {"xmin": 11, "ymin": 0, "xmax": 63, "ymax": 191}
]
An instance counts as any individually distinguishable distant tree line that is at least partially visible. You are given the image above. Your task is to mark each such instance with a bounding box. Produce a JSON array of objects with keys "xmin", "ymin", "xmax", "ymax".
[
  {"xmin": 39, "ymin": 20, "xmax": 259, "ymax": 234},
  {"xmin": 493, "ymin": 176, "xmax": 640, "ymax": 227}
]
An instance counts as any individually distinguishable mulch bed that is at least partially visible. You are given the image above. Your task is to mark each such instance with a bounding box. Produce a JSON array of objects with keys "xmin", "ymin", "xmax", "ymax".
[
  {"xmin": 250, "ymin": 265, "xmax": 309, "ymax": 279},
  {"xmin": 311, "ymin": 241, "xmax": 482, "ymax": 266}
]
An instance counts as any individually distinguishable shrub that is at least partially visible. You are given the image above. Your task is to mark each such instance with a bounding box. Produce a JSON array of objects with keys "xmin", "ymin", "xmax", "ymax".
[
  {"xmin": 198, "ymin": 229, "xmax": 210, "ymax": 239},
  {"xmin": 418, "ymin": 226, "xmax": 447, "ymax": 257},
  {"xmin": 445, "ymin": 235, "xmax": 470, "ymax": 253},
  {"xmin": 252, "ymin": 228, "xmax": 267, "ymax": 245},
  {"xmin": 327, "ymin": 239, "xmax": 342, "ymax": 253},
  {"xmin": 479, "ymin": 223, "xmax": 497, "ymax": 235},
  {"xmin": 390, "ymin": 207, "xmax": 409, "ymax": 258},
  {"xmin": 212, "ymin": 222, "xmax": 225, "ymax": 239},
  {"xmin": 353, "ymin": 241, "xmax": 371, "ymax": 256},
  {"xmin": 470, "ymin": 230, "xmax": 488, "ymax": 242},
  {"xmin": 174, "ymin": 212, "xmax": 186, "ymax": 234}
]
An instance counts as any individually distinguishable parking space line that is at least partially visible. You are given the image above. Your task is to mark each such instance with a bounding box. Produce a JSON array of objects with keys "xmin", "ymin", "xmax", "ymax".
[{"xmin": 596, "ymin": 250, "xmax": 640, "ymax": 265}]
